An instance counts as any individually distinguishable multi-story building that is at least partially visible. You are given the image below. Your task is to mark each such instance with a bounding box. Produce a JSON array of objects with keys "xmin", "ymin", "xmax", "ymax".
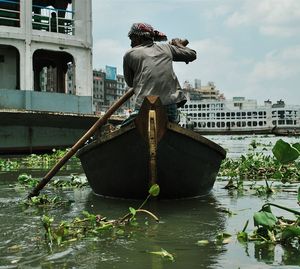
[
  {"xmin": 116, "ymin": 74, "xmax": 125, "ymax": 98},
  {"xmin": 91, "ymin": 68, "xmax": 132, "ymax": 114},
  {"xmin": 104, "ymin": 78, "xmax": 117, "ymax": 107},
  {"xmin": 93, "ymin": 69, "xmax": 105, "ymax": 112},
  {"xmin": 183, "ymin": 80, "xmax": 225, "ymax": 101},
  {"xmin": 0, "ymin": 0, "xmax": 94, "ymax": 153},
  {"xmin": 0, "ymin": 0, "xmax": 93, "ymax": 111},
  {"xmin": 198, "ymin": 81, "xmax": 224, "ymax": 100}
]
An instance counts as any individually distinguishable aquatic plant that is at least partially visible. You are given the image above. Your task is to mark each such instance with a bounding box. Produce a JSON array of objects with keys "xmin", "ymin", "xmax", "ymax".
[
  {"xmin": 22, "ymin": 149, "xmax": 79, "ymax": 169},
  {"xmin": 231, "ymin": 140, "xmax": 300, "ymax": 257},
  {"xmin": 17, "ymin": 173, "xmax": 39, "ymax": 188},
  {"xmin": 0, "ymin": 149, "xmax": 79, "ymax": 172},
  {"xmin": 51, "ymin": 174, "xmax": 88, "ymax": 188},
  {"xmin": 219, "ymin": 140, "xmax": 300, "ymax": 183},
  {"xmin": 237, "ymin": 202, "xmax": 300, "ymax": 247},
  {"xmin": 24, "ymin": 194, "xmax": 72, "ymax": 208},
  {"xmin": 17, "ymin": 173, "xmax": 88, "ymax": 189},
  {"xmin": 41, "ymin": 184, "xmax": 160, "ymax": 247},
  {"xmin": 0, "ymin": 159, "xmax": 19, "ymax": 171},
  {"xmin": 272, "ymin": 139, "xmax": 300, "ymax": 165}
]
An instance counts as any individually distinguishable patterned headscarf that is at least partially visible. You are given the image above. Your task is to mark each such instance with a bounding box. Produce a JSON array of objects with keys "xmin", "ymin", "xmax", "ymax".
[{"xmin": 128, "ymin": 23, "xmax": 167, "ymax": 42}]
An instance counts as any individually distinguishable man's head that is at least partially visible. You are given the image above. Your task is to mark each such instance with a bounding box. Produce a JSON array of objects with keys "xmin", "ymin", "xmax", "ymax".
[{"xmin": 128, "ymin": 23, "xmax": 167, "ymax": 47}]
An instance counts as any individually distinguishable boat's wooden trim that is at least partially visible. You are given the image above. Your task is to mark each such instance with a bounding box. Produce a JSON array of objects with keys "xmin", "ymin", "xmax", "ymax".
[
  {"xmin": 167, "ymin": 122, "xmax": 227, "ymax": 158},
  {"xmin": 135, "ymin": 96, "xmax": 168, "ymax": 142},
  {"xmin": 148, "ymin": 109, "xmax": 158, "ymax": 185}
]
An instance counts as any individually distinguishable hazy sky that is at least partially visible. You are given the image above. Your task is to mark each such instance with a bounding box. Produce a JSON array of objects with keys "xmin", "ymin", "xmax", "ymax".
[{"xmin": 92, "ymin": 0, "xmax": 300, "ymax": 105}]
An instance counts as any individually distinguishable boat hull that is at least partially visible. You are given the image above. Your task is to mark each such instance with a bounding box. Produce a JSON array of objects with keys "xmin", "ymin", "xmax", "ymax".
[
  {"xmin": 77, "ymin": 97, "xmax": 226, "ymax": 199},
  {"xmin": 78, "ymin": 126, "xmax": 224, "ymax": 199}
]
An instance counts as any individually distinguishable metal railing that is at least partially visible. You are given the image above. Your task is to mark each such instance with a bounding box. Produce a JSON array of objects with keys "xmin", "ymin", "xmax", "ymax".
[
  {"xmin": 0, "ymin": 0, "xmax": 20, "ymax": 27},
  {"xmin": 32, "ymin": 4, "xmax": 74, "ymax": 35}
]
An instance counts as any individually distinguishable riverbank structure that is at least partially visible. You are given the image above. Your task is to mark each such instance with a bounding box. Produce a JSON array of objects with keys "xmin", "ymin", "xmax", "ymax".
[{"xmin": 0, "ymin": 0, "xmax": 97, "ymax": 153}]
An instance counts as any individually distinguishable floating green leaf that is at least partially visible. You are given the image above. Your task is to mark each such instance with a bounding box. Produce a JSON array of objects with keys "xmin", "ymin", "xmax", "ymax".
[
  {"xmin": 281, "ymin": 226, "xmax": 300, "ymax": 242},
  {"xmin": 292, "ymin": 142, "xmax": 300, "ymax": 152},
  {"xmin": 149, "ymin": 248, "xmax": 174, "ymax": 262},
  {"xmin": 237, "ymin": 231, "xmax": 248, "ymax": 242},
  {"xmin": 272, "ymin": 139, "xmax": 299, "ymax": 164},
  {"xmin": 17, "ymin": 173, "xmax": 39, "ymax": 187},
  {"xmin": 129, "ymin": 207, "xmax": 136, "ymax": 217},
  {"xmin": 149, "ymin": 184, "xmax": 160, "ymax": 197},
  {"xmin": 253, "ymin": 211, "xmax": 277, "ymax": 229}
]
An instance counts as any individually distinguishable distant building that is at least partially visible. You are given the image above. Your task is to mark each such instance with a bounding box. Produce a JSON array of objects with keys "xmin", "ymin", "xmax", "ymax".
[
  {"xmin": 92, "ymin": 68, "xmax": 132, "ymax": 113},
  {"xmin": 194, "ymin": 79, "xmax": 201, "ymax": 89},
  {"xmin": 93, "ymin": 69, "xmax": 105, "ymax": 112},
  {"xmin": 117, "ymin": 74, "xmax": 126, "ymax": 98},
  {"xmin": 198, "ymin": 82, "xmax": 224, "ymax": 100},
  {"xmin": 183, "ymin": 80, "xmax": 225, "ymax": 101}
]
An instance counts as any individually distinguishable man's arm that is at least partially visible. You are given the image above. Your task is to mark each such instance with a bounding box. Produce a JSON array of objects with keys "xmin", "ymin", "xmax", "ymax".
[{"xmin": 168, "ymin": 39, "xmax": 197, "ymax": 63}]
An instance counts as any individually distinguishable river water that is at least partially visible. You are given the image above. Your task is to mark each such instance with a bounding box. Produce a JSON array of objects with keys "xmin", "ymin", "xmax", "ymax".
[{"xmin": 0, "ymin": 135, "xmax": 299, "ymax": 269}]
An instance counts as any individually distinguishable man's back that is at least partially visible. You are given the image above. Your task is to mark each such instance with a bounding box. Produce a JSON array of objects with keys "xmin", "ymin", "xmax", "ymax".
[{"xmin": 123, "ymin": 41, "xmax": 196, "ymax": 108}]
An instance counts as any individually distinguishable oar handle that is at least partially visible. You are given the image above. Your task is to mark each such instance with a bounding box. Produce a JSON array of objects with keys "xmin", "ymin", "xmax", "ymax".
[{"xmin": 28, "ymin": 88, "xmax": 134, "ymax": 199}]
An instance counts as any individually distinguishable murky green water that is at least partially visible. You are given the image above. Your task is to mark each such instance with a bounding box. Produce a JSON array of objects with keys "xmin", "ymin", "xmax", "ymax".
[{"xmin": 0, "ymin": 135, "xmax": 299, "ymax": 268}]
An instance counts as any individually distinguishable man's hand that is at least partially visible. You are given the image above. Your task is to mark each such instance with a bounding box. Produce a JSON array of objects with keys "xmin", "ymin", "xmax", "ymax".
[{"xmin": 169, "ymin": 38, "xmax": 189, "ymax": 47}]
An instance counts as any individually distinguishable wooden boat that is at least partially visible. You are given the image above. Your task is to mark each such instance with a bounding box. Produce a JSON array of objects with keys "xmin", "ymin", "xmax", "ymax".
[{"xmin": 77, "ymin": 96, "xmax": 226, "ymax": 199}]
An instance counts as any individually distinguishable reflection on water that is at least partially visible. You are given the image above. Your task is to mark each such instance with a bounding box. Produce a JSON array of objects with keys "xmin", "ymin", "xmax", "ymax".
[{"xmin": 0, "ymin": 134, "xmax": 299, "ymax": 268}]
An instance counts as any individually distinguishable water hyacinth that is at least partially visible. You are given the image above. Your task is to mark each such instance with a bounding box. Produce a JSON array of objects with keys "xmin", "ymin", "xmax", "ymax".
[
  {"xmin": 219, "ymin": 139, "xmax": 300, "ymax": 182},
  {"xmin": 41, "ymin": 184, "xmax": 160, "ymax": 247},
  {"xmin": 17, "ymin": 173, "xmax": 88, "ymax": 189},
  {"xmin": 24, "ymin": 194, "xmax": 73, "ymax": 208},
  {"xmin": 0, "ymin": 148, "xmax": 80, "ymax": 172},
  {"xmin": 237, "ymin": 203, "xmax": 300, "ymax": 247},
  {"xmin": 0, "ymin": 159, "xmax": 19, "ymax": 171}
]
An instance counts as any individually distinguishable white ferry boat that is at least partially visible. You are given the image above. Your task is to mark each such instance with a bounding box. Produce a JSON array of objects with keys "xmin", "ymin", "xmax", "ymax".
[{"xmin": 179, "ymin": 97, "xmax": 300, "ymax": 136}]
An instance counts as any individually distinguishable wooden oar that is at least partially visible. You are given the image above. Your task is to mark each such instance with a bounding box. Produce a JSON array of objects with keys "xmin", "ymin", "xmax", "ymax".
[{"xmin": 27, "ymin": 88, "xmax": 134, "ymax": 199}]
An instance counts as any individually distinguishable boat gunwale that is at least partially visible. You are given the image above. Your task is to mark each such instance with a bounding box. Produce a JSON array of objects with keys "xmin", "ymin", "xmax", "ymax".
[
  {"xmin": 76, "ymin": 122, "xmax": 136, "ymax": 157},
  {"xmin": 167, "ymin": 122, "xmax": 227, "ymax": 158},
  {"xmin": 76, "ymin": 121, "xmax": 226, "ymax": 159}
]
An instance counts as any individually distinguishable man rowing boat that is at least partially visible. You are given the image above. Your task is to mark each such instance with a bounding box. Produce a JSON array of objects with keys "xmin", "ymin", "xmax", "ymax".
[{"xmin": 123, "ymin": 22, "xmax": 196, "ymax": 124}]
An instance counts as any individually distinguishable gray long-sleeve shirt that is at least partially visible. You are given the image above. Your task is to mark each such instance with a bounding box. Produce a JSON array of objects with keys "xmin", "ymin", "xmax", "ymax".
[{"xmin": 123, "ymin": 41, "xmax": 196, "ymax": 108}]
